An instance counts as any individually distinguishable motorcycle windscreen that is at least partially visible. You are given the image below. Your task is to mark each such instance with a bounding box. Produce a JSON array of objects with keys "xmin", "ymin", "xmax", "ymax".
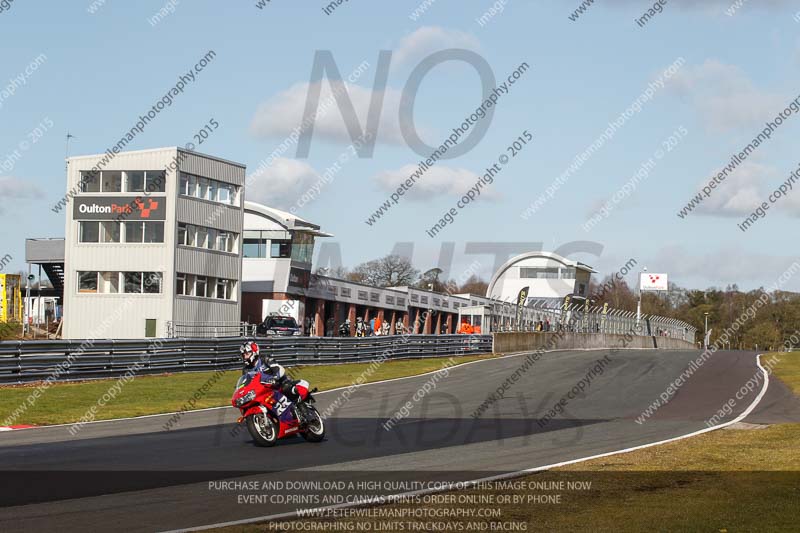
[{"xmin": 236, "ymin": 372, "xmax": 257, "ymax": 390}]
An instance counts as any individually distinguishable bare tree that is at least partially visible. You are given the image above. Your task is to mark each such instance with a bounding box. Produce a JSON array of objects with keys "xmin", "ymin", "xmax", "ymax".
[
  {"xmin": 352, "ymin": 255, "xmax": 419, "ymax": 287},
  {"xmin": 458, "ymin": 274, "xmax": 489, "ymax": 296}
]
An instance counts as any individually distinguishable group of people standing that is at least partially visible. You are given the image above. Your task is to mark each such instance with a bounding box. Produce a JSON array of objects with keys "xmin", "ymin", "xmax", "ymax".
[{"xmin": 338, "ymin": 316, "xmax": 406, "ymax": 337}]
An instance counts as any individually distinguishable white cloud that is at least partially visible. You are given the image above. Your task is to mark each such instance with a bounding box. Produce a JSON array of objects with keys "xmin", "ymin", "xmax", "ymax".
[
  {"xmin": 0, "ymin": 176, "xmax": 41, "ymax": 212},
  {"xmin": 394, "ymin": 26, "xmax": 481, "ymax": 66},
  {"xmin": 688, "ymin": 160, "xmax": 800, "ymax": 218},
  {"xmin": 246, "ymin": 158, "xmax": 320, "ymax": 209},
  {"xmin": 371, "ymin": 165, "xmax": 499, "ymax": 201},
  {"xmin": 248, "ymin": 27, "xmax": 479, "ymax": 149},
  {"xmin": 694, "ymin": 161, "xmax": 775, "ymax": 217},
  {"xmin": 666, "ymin": 60, "xmax": 782, "ymax": 132},
  {"xmin": 249, "ymin": 80, "xmax": 406, "ymax": 148},
  {"xmin": 647, "ymin": 245, "xmax": 800, "ymax": 291}
]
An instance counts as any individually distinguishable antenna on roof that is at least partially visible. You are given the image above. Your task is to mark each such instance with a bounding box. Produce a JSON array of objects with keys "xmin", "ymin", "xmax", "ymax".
[{"xmin": 65, "ymin": 132, "xmax": 76, "ymax": 169}]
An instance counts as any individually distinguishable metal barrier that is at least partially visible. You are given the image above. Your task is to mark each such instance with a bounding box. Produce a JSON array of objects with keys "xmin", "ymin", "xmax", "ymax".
[
  {"xmin": 493, "ymin": 303, "xmax": 697, "ymax": 344},
  {"xmin": 0, "ymin": 334, "xmax": 492, "ymax": 384}
]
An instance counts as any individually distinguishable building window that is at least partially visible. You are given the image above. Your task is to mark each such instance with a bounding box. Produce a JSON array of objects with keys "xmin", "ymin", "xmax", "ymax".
[
  {"xmin": 102, "ymin": 171, "xmax": 122, "ymax": 192},
  {"xmin": 80, "ymin": 171, "xmax": 100, "ymax": 192},
  {"xmin": 177, "ymin": 224, "xmax": 187, "ymax": 246},
  {"xmin": 124, "ymin": 272, "xmax": 143, "ymax": 293},
  {"xmin": 176, "ymin": 273, "xmax": 186, "ymax": 295},
  {"xmin": 420, "ymin": 296, "xmax": 428, "ymax": 305},
  {"xmin": 145, "ymin": 170, "xmax": 166, "ymax": 192},
  {"xmin": 195, "ymin": 226, "xmax": 208, "ymax": 249},
  {"xmin": 79, "ymin": 221, "xmax": 100, "ymax": 243},
  {"xmin": 243, "ymin": 230, "xmax": 263, "ymax": 258},
  {"xmin": 206, "ymin": 228, "xmax": 217, "ymax": 250},
  {"xmin": 180, "ymin": 224, "xmax": 238, "ymax": 254},
  {"xmin": 270, "ymin": 240, "xmax": 291, "ymax": 258},
  {"xmin": 126, "ymin": 171, "xmax": 145, "ymax": 192},
  {"xmin": 196, "ymin": 177, "xmax": 209, "ymax": 200},
  {"xmin": 340, "ymin": 287, "xmax": 351, "ymax": 298},
  {"xmin": 79, "ymin": 271, "xmax": 162, "ymax": 294},
  {"xmin": 411, "ymin": 294, "xmax": 419, "ymax": 303},
  {"xmin": 178, "ymin": 173, "xmax": 240, "ymax": 204},
  {"xmin": 143, "ymin": 272, "xmax": 163, "ymax": 294},
  {"xmin": 78, "ymin": 271, "xmax": 98, "ymax": 293},
  {"xmin": 397, "ymin": 298, "xmax": 405, "ymax": 306},
  {"xmin": 290, "ymin": 233, "xmax": 314, "ymax": 263},
  {"xmin": 100, "ymin": 271, "xmax": 120, "ymax": 293},
  {"xmin": 217, "ymin": 231, "xmax": 232, "ymax": 253},
  {"xmin": 218, "ymin": 184, "xmax": 234, "ymax": 205},
  {"xmin": 357, "ymin": 290, "xmax": 368, "ymax": 301},
  {"xmin": 100, "ymin": 221, "xmax": 121, "ymax": 243},
  {"xmin": 370, "ymin": 292, "xmax": 379, "ymax": 303},
  {"xmin": 215, "ymin": 278, "xmax": 234, "ymax": 300},
  {"xmin": 521, "ymin": 267, "xmax": 560, "ymax": 279},
  {"xmin": 561, "ymin": 267, "xmax": 577, "ymax": 279},
  {"xmin": 195, "ymin": 276, "xmax": 208, "ymax": 298},
  {"xmin": 433, "ymin": 298, "xmax": 440, "ymax": 306},
  {"xmin": 123, "ymin": 221, "xmax": 163, "ymax": 243},
  {"xmin": 386, "ymin": 296, "xmax": 395, "ymax": 305},
  {"xmin": 180, "ymin": 173, "xmax": 191, "ymax": 196},
  {"xmin": 125, "ymin": 221, "xmax": 143, "ymax": 243},
  {"xmin": 144, "ymin": 222, "xmax": 163, "ymax": 243},
  {"xmin": 121, "ymin": 170, "xmax": 167, "ymax": 193}
]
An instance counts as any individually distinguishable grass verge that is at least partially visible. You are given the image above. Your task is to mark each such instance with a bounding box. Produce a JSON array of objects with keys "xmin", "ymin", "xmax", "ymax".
[
  {"xmin": 236, "ymin": 352, "xmax": 800, "ymax": 533},
  {"xmin": 0, "ymin": 353, "xmax": 497, "ymax": 426}
]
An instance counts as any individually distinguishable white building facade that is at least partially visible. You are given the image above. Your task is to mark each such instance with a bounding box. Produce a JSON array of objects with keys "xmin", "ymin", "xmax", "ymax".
[
  {"xmin": 485, "ymin": 251, "xmax": 595, "ymax": 306},
  {"xmin": 62, "ymin": 147, "xmax": 245, "ymax": 339}
]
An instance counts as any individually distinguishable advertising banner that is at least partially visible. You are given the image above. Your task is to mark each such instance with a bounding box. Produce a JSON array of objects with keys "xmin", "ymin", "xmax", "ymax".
[
  {"xmin": 640, "ymin": 273, "xmax": 669, "ymax": 291},
  {"xmin": 73, "ymin": 196, "xmax": 166, "ymax": 221}
]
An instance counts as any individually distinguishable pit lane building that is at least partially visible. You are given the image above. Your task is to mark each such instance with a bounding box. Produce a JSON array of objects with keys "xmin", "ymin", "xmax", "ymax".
[{"xmin": 27, "ymin": 148, "xmax": 594, "ymax": 339}]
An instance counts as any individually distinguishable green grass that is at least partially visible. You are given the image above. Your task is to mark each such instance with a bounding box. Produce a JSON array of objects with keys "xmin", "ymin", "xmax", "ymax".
[
  {"xmin": 0, "ymin": 354, "xmax": 496, "ymax": 426},
  {"xmin": 770, "ymin": 351, "xmax": 800, "ymax": 394},
  {"xmin": 0, "ymin": 322, "xmax": 23, "ymax": 340}
]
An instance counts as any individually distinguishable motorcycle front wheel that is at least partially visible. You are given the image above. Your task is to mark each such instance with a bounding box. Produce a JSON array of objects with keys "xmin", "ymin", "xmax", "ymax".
[
  {"xmin": 246, "ymin": 412, "xmax": 278, "ymax": 447},
  {"xmin": 301, "ymin": 405, "xmax": 325, "ymax": 443}
]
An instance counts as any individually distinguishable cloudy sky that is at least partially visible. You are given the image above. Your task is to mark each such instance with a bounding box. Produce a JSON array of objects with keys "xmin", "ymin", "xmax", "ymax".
[{"xmin": 1, "ymin": 1, "xmax": 799, "ymax": 291}]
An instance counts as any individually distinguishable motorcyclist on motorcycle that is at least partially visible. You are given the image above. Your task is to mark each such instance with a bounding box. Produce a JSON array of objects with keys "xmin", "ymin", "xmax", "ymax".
[{"xmin": 240, "ymin": 341, "xmax": 310, "ymax": 422}]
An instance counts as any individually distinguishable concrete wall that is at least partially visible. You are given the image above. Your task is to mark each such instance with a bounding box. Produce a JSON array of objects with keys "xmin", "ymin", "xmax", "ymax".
[{"xmin": 493, "ymin": 331, "xmax": 696, "ymax": 354}]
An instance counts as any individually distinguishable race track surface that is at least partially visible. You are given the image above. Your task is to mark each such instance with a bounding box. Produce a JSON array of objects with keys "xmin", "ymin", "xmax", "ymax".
[{"xmin": 0, "ymin": 349, "xmax": 773, "ymax": 532}]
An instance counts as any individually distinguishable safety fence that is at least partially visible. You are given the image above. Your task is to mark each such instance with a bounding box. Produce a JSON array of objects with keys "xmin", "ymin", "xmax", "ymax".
[
  {"xmin": 494, "ymin": 303, "xmax": 697, "ymax": 344},
  {"xmin": 0, "ymin": 335, "xmax": 492, "ymax": 384}
]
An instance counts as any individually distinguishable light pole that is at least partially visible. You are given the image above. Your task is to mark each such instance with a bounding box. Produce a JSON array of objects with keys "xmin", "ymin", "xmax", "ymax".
[
  {"xmin": 703, "ymin": 312, "xmax": 709, "ymax": 350},
  {"xmin": 636, "ymin": 267, "xmax": 647, "ymax": 327}
]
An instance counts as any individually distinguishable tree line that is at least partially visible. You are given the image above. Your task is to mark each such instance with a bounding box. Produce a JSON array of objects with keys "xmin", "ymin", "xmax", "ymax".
[{"xmin": 318, "ymin": 254, "xmax": 798, "ymax": 351}]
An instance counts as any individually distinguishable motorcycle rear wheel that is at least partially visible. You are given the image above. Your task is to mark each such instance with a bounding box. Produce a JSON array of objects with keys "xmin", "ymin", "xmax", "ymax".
[
  {"xmin": 246, "ymin": 412, "xmax": 278, "ymax": 447},
  {"xmin": 301, "ymin": 405, "xmax": 325, "ymax": 443}
]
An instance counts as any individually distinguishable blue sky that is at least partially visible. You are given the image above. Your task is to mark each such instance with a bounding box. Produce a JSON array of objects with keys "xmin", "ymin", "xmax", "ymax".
[{"xmin": 1, "ymin": 0, "xmax": 800, "ymax": 291}]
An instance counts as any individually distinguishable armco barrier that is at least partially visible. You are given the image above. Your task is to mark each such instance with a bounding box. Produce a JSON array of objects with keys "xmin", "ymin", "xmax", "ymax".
[
  {"xmin": 0, "ymin": 335, "xmax": 492, "ymax": 384},
  {"xmin": 493, "ymin": 331, "xmax": 696, "ymax": 354}
]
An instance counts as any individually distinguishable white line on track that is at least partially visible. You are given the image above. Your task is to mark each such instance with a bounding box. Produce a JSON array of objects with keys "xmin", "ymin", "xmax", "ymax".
[{"xmin": 158, "ymin": 352, "xmax": 771, "ymax": 533}]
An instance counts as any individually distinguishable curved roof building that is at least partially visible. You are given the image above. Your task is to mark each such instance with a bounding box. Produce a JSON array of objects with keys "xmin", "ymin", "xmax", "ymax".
[{"xmin": 485, "ymin": 251, "xmax": 595, "ymax": 307}]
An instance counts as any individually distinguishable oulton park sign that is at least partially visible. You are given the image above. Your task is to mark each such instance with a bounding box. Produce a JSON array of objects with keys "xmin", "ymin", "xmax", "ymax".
[{"xmin": 73, "ymin": 196, "xmax": 166, "ymax": 221}]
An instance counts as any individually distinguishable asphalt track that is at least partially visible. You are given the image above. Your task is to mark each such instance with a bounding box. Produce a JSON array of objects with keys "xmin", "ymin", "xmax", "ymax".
[{"xmin": 0, "ymin": 348, "xmax": 790, "ymax": 532}]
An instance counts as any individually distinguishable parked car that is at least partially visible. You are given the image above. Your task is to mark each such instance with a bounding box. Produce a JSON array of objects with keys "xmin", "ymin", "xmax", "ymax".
[{"xmin": 256, "ymin": 316, "xmax": 302, "ymax": 337}]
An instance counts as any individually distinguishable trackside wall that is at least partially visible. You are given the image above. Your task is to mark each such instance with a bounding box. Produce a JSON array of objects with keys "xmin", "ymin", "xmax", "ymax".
[{"xmin": 493, "ymin": 332, "xmax": 696, "ymax": 353}]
